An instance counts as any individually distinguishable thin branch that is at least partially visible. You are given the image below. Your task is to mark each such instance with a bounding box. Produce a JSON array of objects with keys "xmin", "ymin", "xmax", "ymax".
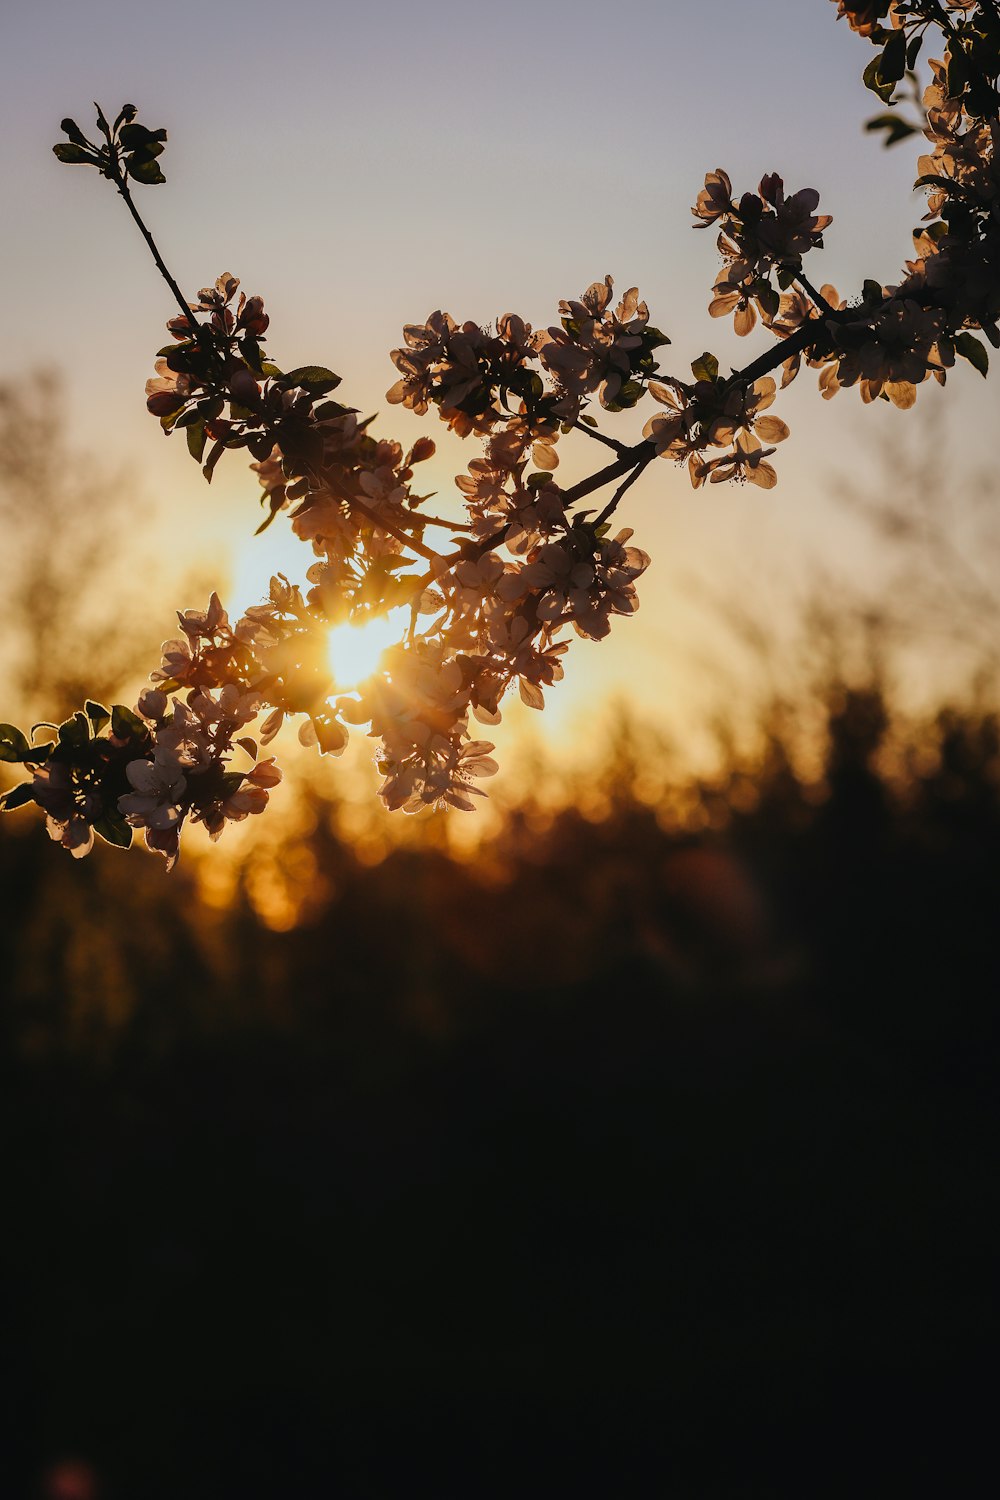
[
  {"xmin": 794, "ymin": 272, "xmax": 836, "ymax": 318},
  {"xmin": 109, "ymin": 166, "xmax": 204, "ymax": 336},
  {"xmin": 595, "ymin": 453, "xmax": 656, "ymax": 526},
  {"xmin": 571, "ymin": 420, "xmax": 628, "ymax": 455}
]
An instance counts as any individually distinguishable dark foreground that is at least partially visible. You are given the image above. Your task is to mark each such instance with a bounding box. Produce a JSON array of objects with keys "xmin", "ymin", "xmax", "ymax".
[{"xmin": 1, "ymin": 696, "xmax": 997, "ymax": 1497}]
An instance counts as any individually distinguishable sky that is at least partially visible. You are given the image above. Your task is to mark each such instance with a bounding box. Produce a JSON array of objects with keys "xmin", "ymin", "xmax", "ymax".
[{"xmin": 1, "ymin": 0, "xmax": 995, "ymax": 765}]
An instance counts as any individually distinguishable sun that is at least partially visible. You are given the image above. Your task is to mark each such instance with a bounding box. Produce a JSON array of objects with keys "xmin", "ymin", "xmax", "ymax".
[{"xmin": 326, "ymin": 608, "xmax": 407, "ymax": 689}]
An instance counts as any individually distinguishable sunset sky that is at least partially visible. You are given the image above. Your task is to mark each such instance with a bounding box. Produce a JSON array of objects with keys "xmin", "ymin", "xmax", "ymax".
[{"xmin": 2, "ymin": 0, "xmax": 994, "ymax": 760}]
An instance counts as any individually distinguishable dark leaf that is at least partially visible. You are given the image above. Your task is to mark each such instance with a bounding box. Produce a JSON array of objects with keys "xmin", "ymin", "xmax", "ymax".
[
  {"xmin": 0, "ymin": 781, "xmax": 35, "ymax": 812},
  {"xmin": 865, "ymin": 112, "xmax": 919, "ymax": 148},
  {"xmin": 58, "ymin": 712, "xmax": 91, "ymax": 749},
  {"xmin": 880, "ymin": 27, "xmax": 907, "ymax": 86},
  {"xmin": 0, "ymin": 723, "xmax": 31, "ymax": 763},
  {"xmin": 281, "ymin": 366, "xmax": 342, "ymax": 395},
  {"xmin": 53, "ymin": 143, "xmax": 94, "ymax": 165},
  {"xmin": 186, "ymin": 419, "xmax": 207, "ymax": 463},
  {"xmin": 93, "ymin": 806, "xmax": 133, "ymax": 849},
  {"xmin": 691, "ymin": 352, "xmax": 720, "ymax": 383},
  {"xmin": 111, "ymin": 704, "xmax": 146, "ymax": 741},
  {"xmin": 85, "ymin": 700, "xmax": 111, "ymax": 733},
  {"xmin": 955, "ymin": 331, "xmax": 989, "ymax": 376}
]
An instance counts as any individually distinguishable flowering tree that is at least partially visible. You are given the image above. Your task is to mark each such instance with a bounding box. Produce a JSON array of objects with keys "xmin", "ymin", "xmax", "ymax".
[{"xmin": 1, "ymin": 0, "xmax": 997, "ymax": 870}]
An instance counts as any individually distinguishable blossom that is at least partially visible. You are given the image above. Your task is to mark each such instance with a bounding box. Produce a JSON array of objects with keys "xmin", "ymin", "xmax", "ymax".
[
  {"xmin": 118, "ymin": 754, "xmax": 187, "ymax": 832},
  {"xmin": 31, "ymin": 762, "xmax": 97, "ymax": 859},
  {"xmin": 692, "ymin": 169, "xmax": 734, "ymax": 227}
]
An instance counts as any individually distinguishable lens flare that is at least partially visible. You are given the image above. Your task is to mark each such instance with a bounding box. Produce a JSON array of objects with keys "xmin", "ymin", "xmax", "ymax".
[{"xmin": 326, "ymin": 609, "xmax": 406, "ymax": 689}]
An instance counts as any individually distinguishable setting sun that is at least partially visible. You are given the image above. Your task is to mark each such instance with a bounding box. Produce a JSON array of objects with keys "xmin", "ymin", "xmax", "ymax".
[{"xmin": 326, "ymin": 608, "xmax": 407, "ymax": 689}]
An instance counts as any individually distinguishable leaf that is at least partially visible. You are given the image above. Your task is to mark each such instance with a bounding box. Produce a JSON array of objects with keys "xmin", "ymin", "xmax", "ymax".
[
  {"xmin": 0, "ymin": 781, "xmax": 35, "ymax": 813},
  {"xmin": 202, "ymin": 439, "xmax": 226, "ymax": 483},
  {"xmin": 111, "ymin": 704, "xmax": 146, "ymax": 741},
  {"xmin": 186, "ymin": 419, "xmax": 207, "ymax": 463},
  {"xmin": 691, "ymin": 352, "xmax": 719, "ymax": 383},
  {"xmin": 879, "ymin": 27, "xmax": 907, "ymax": 87},
  {"xmin": 281, "ymin": 366, "xmax": 342, "ymax": 394},
  {"xmin": 53, "ymin": 143, "xmax": 94, "ymax": 165},
  {"xmin": 863, "ymin": 52, "xmax": 897, "ymax": 105},
  {"xmin": 93, "ymin": 806, "xmax": 133, "ymax": 849},
  {"xmin": 127, "ymin": 155, "xmax": 166, "ymax": 186},
  {"xmin": 0, "ymin": 723, "xmax": 31, "ymax": 763},
  {"xmin": 864, "ymin": 112, "xmax": 919, "ymax": 149},
  {"xmin": 236, "ymin": 737, "xmax": 258, "ymax": 761},
  {"xmin": 85, "ymin": 700, "xmax": 111, "ymax": 734},
  {"xmin": 119, "ymin": 122, "xmax": 167, "ymax": 149},
  {"xmin": 946, "ymin": 47, "xmax": 967, "ymax": 102},
  {"xmin": 955, "ymin": 332, "xmax": 989, "ymax": 376},
  {"xmin": 58, "ymin": 712, "xmax": 91, "ymax": 749}
]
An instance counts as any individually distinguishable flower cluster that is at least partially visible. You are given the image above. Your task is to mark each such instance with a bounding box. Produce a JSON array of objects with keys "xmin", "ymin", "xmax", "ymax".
[
  {"xmin": 9, "ymin": 2, "xmax": 996, "ymax": 868},
  {"xmin": 694, "ymin": 169, "xmax": 833, "ymax": 338}
]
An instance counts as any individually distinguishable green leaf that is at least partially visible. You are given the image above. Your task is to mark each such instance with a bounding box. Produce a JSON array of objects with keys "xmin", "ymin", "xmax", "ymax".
[
  {"xmin": 111, "ymin": 704, "xmax": 146, "ymax": 741},
  {"xmin": 0, "ymin": 724, "xmax": 31, "ymax": 763},
  {"xmin": 281, "ymin": 366, "xmax": 342, "ymax": 395},
  {"xmin": 119, "ymin": 122, "xmax": 167, "ymax": 149},
  {"xmin": 127, "ymin": 155, "xmax": 166, "ymax": 185},
  {"xmin": 865, "ymin": 112, "xmax": 919, "ymax": 148},
  {"xmin": 955, "ymin": 332, "xmax": 989, "ymax": 376},
  {"xmin": 53, "ymin": 143, "xmax": 94, "ymax": 165},
  {"xmin": 691, "ymin": 352, "xmax": 719, "ymax": 383},
  {"xmin": 863, "ymin": 52, "xmax": 897, "ymax": 105},
  {"xmin": 93, "ymin": 806, "xmax": 133, "ymax": 849},
  {"xmin": 186, "ymin": 419, "xmax": 207, "ymax": 463},
  {"xmin": 202, "ymin": 438, "xmax": 226, "ymax": 483},
  {"xmin": 85, "ymin": 700, "xmax": 111, "ymax": 733},
  {"xmin": 946, "ymin": 47, "xmax": 967, "ymax": 102},
  {"xmin": 880, "ymin": 28, "xmax": 907, "ymax": 87},
  {"xmin": 0, "ymin": 781, "xmax": 35, "ymax": 812},
  {"xmin": 757, "ymin": 284, "xmax": 780, "ymax": 321},
  {"xmin": 58, "ymin": 712, "xmax": 91, "ymax": 749}
]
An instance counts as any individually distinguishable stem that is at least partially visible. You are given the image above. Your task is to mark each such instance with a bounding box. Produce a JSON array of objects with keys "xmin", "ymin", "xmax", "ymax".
[
  {"xmin": 794, "ymin": 272, "xmax": 836, "ymax": 318},
  {"xmin": 595, "ymin": 454, "xmax": 655, "ymax": 526},
  {"xmin": 571, "ymin": 420, "xmax": 628, "ymax": 455},
  {"xmin": 347, "ymin": 495, "xmax": 439, "ymax": 560},
  {"xmin": 109, "ymin": 160, "xmax": 206, "ymax": 339}
]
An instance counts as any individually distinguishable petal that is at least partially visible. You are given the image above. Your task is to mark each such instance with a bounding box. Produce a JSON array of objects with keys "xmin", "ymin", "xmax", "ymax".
[{"xmin": 755, "ymin": 416, "xmax": 790, "ymax": 443}]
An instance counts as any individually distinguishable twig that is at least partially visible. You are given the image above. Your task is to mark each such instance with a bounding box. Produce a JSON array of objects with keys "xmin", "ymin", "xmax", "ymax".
[
  {"xmin": 595, "ymin": 454, "xmax": 656, "ymax": 527},
  {"xmin": 571, "ymin": 420, "xmax": 628, "ymax": 455}
]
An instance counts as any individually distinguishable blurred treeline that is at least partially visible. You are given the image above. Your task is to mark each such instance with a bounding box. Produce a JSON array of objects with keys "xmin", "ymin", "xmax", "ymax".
[
  {"xmin": 2, "ymin": 677, "xmax": 997, "ymax": 1497},
  {"xmin": 1, "ymin": 382, "xmax": 998, "ymax": 1495}
]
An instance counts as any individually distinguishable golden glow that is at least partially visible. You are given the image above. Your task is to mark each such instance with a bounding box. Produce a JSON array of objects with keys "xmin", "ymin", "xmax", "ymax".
[{"xmin": 326, "ymin": 608, "xmax": 406, "ymax": 689}]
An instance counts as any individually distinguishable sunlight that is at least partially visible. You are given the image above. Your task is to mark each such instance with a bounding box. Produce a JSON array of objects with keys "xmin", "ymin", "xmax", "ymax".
[{"xmin": 326, "ymin": 608, "xmax": 407, "ymax": 689}]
